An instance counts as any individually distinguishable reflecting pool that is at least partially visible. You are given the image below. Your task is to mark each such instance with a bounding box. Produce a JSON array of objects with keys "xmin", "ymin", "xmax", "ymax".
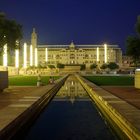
[{"xmin": 22, "ymin": 75, "xmax": 118, "ymax": 140}]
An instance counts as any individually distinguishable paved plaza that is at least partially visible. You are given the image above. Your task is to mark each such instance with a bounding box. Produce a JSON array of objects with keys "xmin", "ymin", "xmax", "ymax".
[{"xmin": 102, "ymin": 86, "xmax": 140, "ymax": 109}]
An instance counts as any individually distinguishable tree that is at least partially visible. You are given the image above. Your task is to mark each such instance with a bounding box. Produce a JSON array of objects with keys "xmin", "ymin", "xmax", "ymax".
[
  {"xmin": 108, "ymin": 62, "xmax": 119, "ymax": 70},
  {"xmin": 126, "ymin": 36, "xmax": 140, "ymax": 66},
  {"xmin": 90, "ymin": 63, "xmax": 97, "ymax": 70},
  {"xmin": 0, "ymin": 12, "xmax": 22, "ymax": 51},
  {"xmin": 126, "ymin": 15, "xmax": 140, "ymax": 67},
  {"xmin": 136, "ymin": 15, "xmax": 140, "ymax": 36}
]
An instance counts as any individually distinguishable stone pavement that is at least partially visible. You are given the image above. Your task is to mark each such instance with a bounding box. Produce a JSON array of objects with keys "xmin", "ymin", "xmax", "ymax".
[
  {"xmin": 77, "ymin": 75, "xmax": 140, "ymax": 139},
  {"xmin": 0, "ymin": 85, "xmax": 53, "ymax": 132},
  {"xmin": 101, "ymin": 86, "xmax": 140, "ymax": 109},
  {"xmin": 0, "ymin": 75, "xmax": 68, "ymax": 140},
  {"xmin": 90, "ymin": 85, "xmax": 140, "ymax": 132}
]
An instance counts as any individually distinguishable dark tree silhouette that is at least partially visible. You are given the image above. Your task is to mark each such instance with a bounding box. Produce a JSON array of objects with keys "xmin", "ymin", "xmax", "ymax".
[{"xmin": 0, "ymin": 12, "xmax": 22, "ymax": 51}]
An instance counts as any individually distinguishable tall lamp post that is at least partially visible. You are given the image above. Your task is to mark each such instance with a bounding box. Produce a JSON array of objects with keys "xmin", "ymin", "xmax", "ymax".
[
  {"xmin": 23, "ymin": 43, "xmax": 27, "ymax": 68},
  {"xmin": 15, "ymin": 40, "xmax": 20, "ymax": 75},
  {"xmin": 104, "ymin": 44, "xmax": 107, "ymax": 63},
  {"xmin": 3, "ymin": 43, "xmax": 8, "ymax": 71}
]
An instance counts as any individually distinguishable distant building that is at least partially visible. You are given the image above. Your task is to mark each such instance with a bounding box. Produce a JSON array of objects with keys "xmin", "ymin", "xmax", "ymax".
[{"xmin": 25, "ymin": 29, "xmax": 122, "ymax": 69}]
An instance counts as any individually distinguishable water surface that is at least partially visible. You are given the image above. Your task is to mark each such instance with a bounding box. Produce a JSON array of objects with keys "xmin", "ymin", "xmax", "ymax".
[{"xmin": 23, "ymin": 76, "xmax": 118, "ymax": 140}]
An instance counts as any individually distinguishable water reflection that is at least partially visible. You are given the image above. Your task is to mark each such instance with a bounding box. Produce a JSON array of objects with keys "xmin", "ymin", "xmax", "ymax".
[
  {"xmin": 55, "ymin": 76, "xmax": 89, "ymax": 104},
  {"xmin": 21, "ymin": 75, "xmax": 118, "ymax": 140}
]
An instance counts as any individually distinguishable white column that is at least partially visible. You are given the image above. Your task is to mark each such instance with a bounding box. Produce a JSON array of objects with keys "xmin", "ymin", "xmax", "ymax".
[
  {"xmin": 15, "ymin": 49, "xmax": 19, "ymax": 68},
  {"xmin": 3, "ymin": 44, "xmax": 8, "ymax": 67},
  {"xmin": 96, "ymin": 47, "xmax": 99, "ymax": 62},
  {"xmin": 23, "ymin": 43, "xmax": 27, "ymax": 68},
  {"xmin": 45, "ymin": 48, "xmax": 48, "ymax": 62},
  {"xmin": 30, "ymin": 45, "xmax": 33, "ymax": 66},
  {"xmin": 35, "ymin": 48, "xmax": 38, "ymax": 67},
  {"xmin": 104, "ymin": 44, "xmax": 107, "ymax": 63}
]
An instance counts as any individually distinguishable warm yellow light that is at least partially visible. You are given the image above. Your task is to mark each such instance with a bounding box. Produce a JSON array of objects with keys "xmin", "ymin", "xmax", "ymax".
[
  {"xmin": 104, "ymin": 44, "xmax": 107, "ymax": 63},
  {"xmin": 15, "ymin": 49, "xmax": 19, "ymax": 68},
  {"xmin": 23, "ymin": 43, "xmax": 27, "ymax": 68},
  {"xmin": 96, "ymin": 47, "xmax": 99, "ymax": 62},
  {"xmin": 45, "ymin": 48, "xmax": 48, "ymax": 62},
  {"xmin": 30, "ymin": 45, "xmax": 33, "ymax": 66},
  {"xmin": 35, "ymin": 48, "xmax": 38, "ymax": 67},
  {"xmin": 3, "ymin": 44, "xmax": 8, "ymax": 67}
]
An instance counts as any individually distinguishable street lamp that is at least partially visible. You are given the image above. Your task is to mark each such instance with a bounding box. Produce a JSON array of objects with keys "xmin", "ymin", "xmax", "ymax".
[
  {"xmin": 15, "ymin": 49, "xmax": 19, "ymax": 68},
  {"xmin": 104, "ymin": 44, "xmax": 107, "ymax": 63},
  {"xmin": 96, "ymin": 47, "xmax": 99, "ymax": 62},
  {"xmin": 23, "ymin": 43, "xmax": 27, "ymax": 68},
  {"xmin": 3, "ymin": 44, "xmax": 8, "ymax": 68},
  {"xmin": 30, "ymin": 45, "xmax": 33, "ymax": 66},
  {"xmin": 35, "ymin": 48, "xmax": 38, "ymax": 67}
]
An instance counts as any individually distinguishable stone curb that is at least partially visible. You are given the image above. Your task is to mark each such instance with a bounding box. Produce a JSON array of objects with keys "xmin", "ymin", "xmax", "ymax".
[
  {"xmin": 0, "ymin": 75, "xmax": 68, "ymax": 140},
  {"xmin": 76, "ymin": 75, "xmax": 140, "ymax": 140}
]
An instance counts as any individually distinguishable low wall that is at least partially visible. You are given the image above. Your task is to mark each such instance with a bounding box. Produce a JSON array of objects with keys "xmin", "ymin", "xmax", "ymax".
[
  {"xmin": 76, "ymin": 75, "xmax": 140, "ymax": 140},
  {"xmin": 135, "ymin": 69, "xmax": 140, "ymax": 89},
  {"xmin": 0, "ymin": 66, "xmax": 18, "ymax": 76},
  {"xmin": 0, "ymin": 75, "xmax": 68, "ymax": 140},
  {"xmin": 0, "ymin": 71, "xmax": 8, "ymax": 91}
]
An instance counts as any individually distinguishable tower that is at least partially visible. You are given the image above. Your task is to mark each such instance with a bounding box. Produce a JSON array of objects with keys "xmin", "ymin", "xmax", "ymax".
[
  {"xmin": 69, "ymin": 41, "xmax": 75, "ymax": 49},
  {"xmin": 31, "ymin": 28, "xmax": 37, "ymax": 66}
]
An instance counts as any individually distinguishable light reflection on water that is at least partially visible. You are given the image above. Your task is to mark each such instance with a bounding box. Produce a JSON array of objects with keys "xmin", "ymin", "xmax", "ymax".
[
  {"xmin": 55, "ymin": 76, "xmax": 89, "ymax": 104},
  {"xmin": 22, "ymin": 75, "xmax": 118, "ymax": 140}
]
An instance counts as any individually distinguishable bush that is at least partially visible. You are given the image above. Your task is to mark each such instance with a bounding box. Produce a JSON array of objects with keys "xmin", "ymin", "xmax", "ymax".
[
  {"xmin": 100, "ymin": 63, "xmax": 108, "ymax": 70},
  {"xmin": 57, "ymin": 63, "xmax": 64, "ymax": 68},
  {"xmin": 108, "ymin": 62, "xmax": 119, "ymax": 70},
  {"xmin": 90, "ymin": 63, "xmax": 97, "ymax": 70},
  {"xmin": 48, "ymin": 65, "xmax": 55, "ymax": 69}
]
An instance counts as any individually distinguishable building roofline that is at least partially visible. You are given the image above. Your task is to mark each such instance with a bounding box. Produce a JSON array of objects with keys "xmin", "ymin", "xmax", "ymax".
[{"xmin": 37, "ymin": 44, "xmax": 119, "ymax": 48}]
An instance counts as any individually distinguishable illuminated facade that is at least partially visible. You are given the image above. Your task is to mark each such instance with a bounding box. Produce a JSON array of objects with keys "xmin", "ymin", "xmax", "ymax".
[{"xmin": 26, "ymin": 29, "xmax": 122, "ymax": 68}]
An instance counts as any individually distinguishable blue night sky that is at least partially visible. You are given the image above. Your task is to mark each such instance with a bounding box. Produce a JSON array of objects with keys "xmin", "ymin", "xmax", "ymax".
[{"xmin": 0, "ymin": 0, "xmax": 140, "ymax": 53}]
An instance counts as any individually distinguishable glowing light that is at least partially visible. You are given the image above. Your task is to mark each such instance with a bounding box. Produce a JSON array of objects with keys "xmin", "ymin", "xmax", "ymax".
[
  {"xmin": 15, "ymin": 49, "xmax": 19, "ymax": 68},
  {"xmin": 23, "ymin": 43, "xmax": 27, "ymax": 68},
  {"xmin": 45, "ymin": 48, "xmax": 48, "ymax": 62},
  {"xmin": 35, "ymin": 48, "xmax": 38, "ymax": 67},
  {"xmin": 96, "ymin": 47, "xmax": 99, "ymax": 62},
  {"xmin": 72, "ymin": 81, "xmax": 73, "ymax": 85},
  {"xmin": 3, "ymin": 44, "xmax": 8, "ymax": 67},
  {"xmin": 104, "ymin": 44, "xmax": 107, "ymax": 63},
  {"xmin": 136, "ymin": 69, "xmax": 140, "ymax": 72},
  {"xmin": 30, "ymin": 45, "xmax": 33, "ymax": 66}
]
